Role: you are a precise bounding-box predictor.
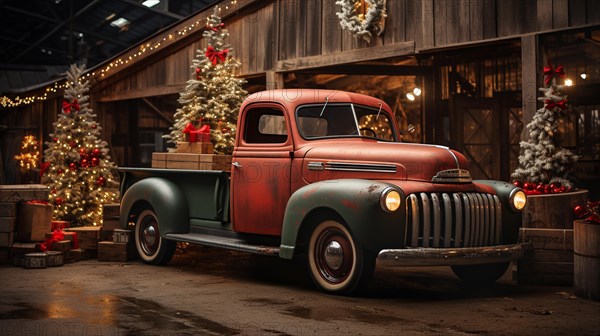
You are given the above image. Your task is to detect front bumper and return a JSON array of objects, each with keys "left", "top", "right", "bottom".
[{"left": 377, "top": 242, "right": 532, "bottom": 267}]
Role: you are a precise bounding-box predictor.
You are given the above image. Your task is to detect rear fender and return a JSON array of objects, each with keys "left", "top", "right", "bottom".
[
  {"left": 120, "top": 177, "right": 190, "bottom": 236},
  {"left": 279, "top": 179, "right": 406, "bottom": 259}
]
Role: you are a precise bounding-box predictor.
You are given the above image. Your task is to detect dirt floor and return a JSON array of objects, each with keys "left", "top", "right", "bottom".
[{"left": 0, "top": 245, "right": 599, "bottom": 336}]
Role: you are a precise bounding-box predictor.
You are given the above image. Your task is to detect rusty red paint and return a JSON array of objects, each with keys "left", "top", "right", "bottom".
[{"left": 341, "top": 199, "right": 360, "bottom": 210}]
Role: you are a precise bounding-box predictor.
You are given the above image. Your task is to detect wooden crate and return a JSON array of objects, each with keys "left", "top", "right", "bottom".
[
  {"left": 113, "top": 229, "right": 132, "bottom": 243},
  {"left": 46, "top": 251, "right": 64, "bottom": 267},
  {"left": 103, "top": 203, "right": 120, "bottom": 219},
  {"left": 24, "top": 252, "right": 47, "bottom": 269},
  {"left": 102, "top": 218, "right": 121, "bottom": 231},
  {"left": 0, "top": 202, "right": 17, "bottom": 217},
  {"left": 0, "top": 232, "right": 14, "bottom": 247},
  {"left": 0, "top": 217, "right": 16, "bottom": 233},
  {"left": 0, "top": 184, "right": 49, "bottom": 203},
  {"left": 65, "top": 226, "right": 100, "bottom": 250},
  {"left": 175, "top": 141, "right": 214, "bottom": 154},
  {"left": 65, "top": 248, "right": 87, "bottom": 262},
  {"left": 515, "top": 228, "right": 574, "bottom": 285},
  {"left": 17, "top": 202, "right": 52, "bottom": 242},
  {"left": 50, "top": 240, "right": 72, "bottom": 252},
  {"left": 523, "top": 190, "right": 588, "bottom": 229},
  {"left": 151, "top": 152, "right": 232, "bottom": 172},
  {"left": 98, "top": 241, "right": 135, "bottom": 262}
]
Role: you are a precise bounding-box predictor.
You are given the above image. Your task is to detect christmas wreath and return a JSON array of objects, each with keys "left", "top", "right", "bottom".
[{"left": 336, "top": 0, "right": 387, "bottom": 43}]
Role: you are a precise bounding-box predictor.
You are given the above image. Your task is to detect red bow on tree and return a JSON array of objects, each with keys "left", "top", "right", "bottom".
[
  {"left": 543, "top": 63, "right": 566, "bottom": 85},
  {"left": 205, "top": 46, "right": 229, "bottom": 65},
  {"left": 545, "top": 99, "right": 568, "bottom": 110},
  {"left": 210, "top": 23, "right": 225, "bottom": 32},
  {"left": 62, "top": 99, "right": 80, "bottom": 113}
]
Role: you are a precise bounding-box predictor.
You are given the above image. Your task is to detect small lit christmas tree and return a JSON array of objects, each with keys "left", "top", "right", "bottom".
[
  {"left": 512, "top": 63, "right": 578, "bottom": 193},
  {"left": 164, "top": 8, "right": 247, "bottom": 154},
  {"left": 42, "top": 64, "right": 119, "bottom": 226},
  {"left": 14, "top": 135, "right": 40, "bottom": 170}
]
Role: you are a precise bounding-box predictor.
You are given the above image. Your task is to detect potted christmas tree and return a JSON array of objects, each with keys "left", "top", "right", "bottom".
[{"left": 512, "top": 63, "right": 588, "bottom": 229}]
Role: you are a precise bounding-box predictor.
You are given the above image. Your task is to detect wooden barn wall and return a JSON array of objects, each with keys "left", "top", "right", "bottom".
[{"left": 93, "top": 0, "right": 600, "bottom": 100}]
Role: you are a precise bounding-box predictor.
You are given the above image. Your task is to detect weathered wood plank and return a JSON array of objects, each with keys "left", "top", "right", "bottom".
[
  {"left": 295, "top": 0, "right": 307, "bottom": 58},
  {"left": 434, "top": 0, "right": 447, "bottom": 46},
  {"left": 421, "top": 0, "right": 435, "bottom": 48},
  {"left": 405, "top": 0, "right": 419, "bottom": 46},
  {"left": 383, "top": 0, "right": 406, "bottom": 45},
  {"left": 305, "top": 0, "right": 322, "bottom": 56},
  {"left": 279, "top": 0, "right": 298, "bottom": 60},
  {"left": 587, "top": 0, "right": 600, "bottom": 23},
  {"left": 537, "top": 0, "right": 553, "bottom": 31},
  {"left": 568, "top": 0, "right": 587, "bottom": 26},
  {"left": 276, "top": 41, "right": 415, "bottom": 72},
  {"left": 256, "top": 3, "right": 275, "bottom": 71},
  {"left": 322, "top": 0, "right": 342, "bottom": 55},
  {"left": 96, "top": 84, "right": 186, "bottom": 102},
  {"left": 552, "top": 0, "right": 569, "bottom": 28},
  {"left": 482, "top": 0, "right": 496, "bottom": 39}
]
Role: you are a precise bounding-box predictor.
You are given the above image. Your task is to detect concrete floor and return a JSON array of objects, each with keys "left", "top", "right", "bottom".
[{"left": 1, "top": 245, "right": 599, "bottom": 336}]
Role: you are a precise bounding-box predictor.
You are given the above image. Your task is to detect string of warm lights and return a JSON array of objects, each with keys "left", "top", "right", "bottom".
[
  {"left": 0, "top": 0, "right": 238, "bottom": 109},
  {"left": 14, "top": 135, "right": 40, "bottom": 170}
]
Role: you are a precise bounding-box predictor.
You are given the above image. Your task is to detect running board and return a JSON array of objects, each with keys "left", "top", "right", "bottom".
[{"left": 165, "top": 233, "right": 280, "bottom": 256}]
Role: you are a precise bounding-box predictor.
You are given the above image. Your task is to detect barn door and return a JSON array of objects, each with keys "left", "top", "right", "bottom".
[{"left": 450, "top": 94, "right": 522, "bottom": 181}]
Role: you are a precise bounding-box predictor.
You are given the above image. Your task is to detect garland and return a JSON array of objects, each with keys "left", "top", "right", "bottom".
[{"left": 336, "top": 0, "right": 387, "bottom": 43}]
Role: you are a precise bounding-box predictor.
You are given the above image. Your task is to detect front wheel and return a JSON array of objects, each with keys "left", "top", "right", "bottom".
[
  {"left": 308, "top": 220, "right": 375, "bottom": 294},
  {"left": 451, "top": 262, "right": 510, "bottom": 285},
  {"left": 135, "top": 209, "right": 176, "bottom": 265}
]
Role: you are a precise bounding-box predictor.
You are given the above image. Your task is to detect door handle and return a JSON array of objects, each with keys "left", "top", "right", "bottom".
[{"left": 232, "top": 161, "right": 242, "bottom": 168}]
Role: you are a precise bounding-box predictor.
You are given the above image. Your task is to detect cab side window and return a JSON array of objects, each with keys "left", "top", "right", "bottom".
[{"left": 244, "top": 108, "right": 288, "bottom": 144}]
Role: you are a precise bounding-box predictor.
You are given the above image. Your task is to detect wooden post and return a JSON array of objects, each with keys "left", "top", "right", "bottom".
[
  {"left": 521, "top": 34, "right": 538, "bottom": 142},
  {"left": 266, "top": 71, "right": 284, "bottom": 90},
  {"left": 574, "top": 220, "right": 600, "bottom": 301}
]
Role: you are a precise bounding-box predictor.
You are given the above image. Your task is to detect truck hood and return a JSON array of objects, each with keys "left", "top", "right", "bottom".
[{"left": 301, "top": 141, "right": 471, "bottom": 183}]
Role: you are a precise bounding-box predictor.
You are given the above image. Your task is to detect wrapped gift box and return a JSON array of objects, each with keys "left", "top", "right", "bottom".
[
  {"left": 64, "top": 226, "right": 100, "bottom": 250},
  {"left": 151, "top": 152, "right": 232, "bottom": 171}
]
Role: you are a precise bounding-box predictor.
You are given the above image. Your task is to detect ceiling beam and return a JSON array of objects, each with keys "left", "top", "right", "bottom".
[
  {"left": 117, "top": 0, "right": 184, "bottom": 20},
  {"left": 10, "top": 0, "right": 103, "bottom": 63}
]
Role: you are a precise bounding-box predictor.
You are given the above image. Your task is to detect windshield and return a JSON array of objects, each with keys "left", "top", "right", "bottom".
[{"left": 296, "top": 103, "right": 397, "bottom": 141}]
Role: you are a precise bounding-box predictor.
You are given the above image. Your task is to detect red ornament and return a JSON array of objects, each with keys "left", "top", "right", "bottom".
[
  {"left": 57, "top": 168, "right": 64, "bottom": 175},
  {"left": 91, "top": 157, "right": 99, "bottom": 166},
  {"left": 513, "top": 181, "right": 522, "bottom": 188},
  {"left": 536, "top": 184, "right": 545, "bottom": 193},
  {"left": 573, "top": 205, "right": 587, "bottom": 218},
  {"left": 69, "top": 163, "right": 77, "bottom": 171},
  {"left": 79, "top": 148, "right": 87, "bottom": 156},
  {"left": 91, "top": 124, "right": 97, "bottom": 129},
  {"left": 81, "top": 159, "right": 89, "bottom": 167},
  {"left": 523, "top": 182, "right": 534, "bottom": 191},
  {"left": 92, "top": 148, "right": 101, "bottom": 157},
  {"left": 70, "top": 141, "right": 77, "bottom": 148},
  {"left": 54, "top": 197, "right": 63, "bottom": 206},
  {"left": 53, "top": 137, "right": 58, "bottom": 142},
  {"left": 195, "top": 67, "right": 202, "bottom": 80},
  {"left": 544, "top": 185, "right": 552, "bottom": 194},
  {"left": 96, "top": 176, "right": 106, "bottom": 186}
]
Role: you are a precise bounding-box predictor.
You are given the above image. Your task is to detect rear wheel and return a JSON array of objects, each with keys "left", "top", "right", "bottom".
[
  {"left": 135, "top": 209, "right": 176, "bottom": 265},
  {"left": 451, "top": 262, "right": 510, "bottom": 285},
  {"left": 308, "top": 220, "right": 375, "bottom": 294}
]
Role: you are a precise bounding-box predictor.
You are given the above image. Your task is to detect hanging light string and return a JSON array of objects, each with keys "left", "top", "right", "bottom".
[{"left": 1, "top": 1, "right": 238, "bottom": 109}]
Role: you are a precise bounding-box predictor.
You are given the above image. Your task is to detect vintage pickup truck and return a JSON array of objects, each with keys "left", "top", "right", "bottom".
[{"left": 119, "top": 89, "right": 529, "bottom": 294}]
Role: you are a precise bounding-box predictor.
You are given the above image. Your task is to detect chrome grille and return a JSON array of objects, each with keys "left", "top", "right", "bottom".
[{"left": 406, "top": 192, "right": 502, "bottom": 248}]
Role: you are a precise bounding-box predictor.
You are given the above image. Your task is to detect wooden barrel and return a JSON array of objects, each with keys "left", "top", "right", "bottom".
[
  {"left": 24, "top": 253, "right": 47, "bottom": 269},
  {"left": 523, "top": 190, "right": 588, "bottom": 229},
  {"left": 574, "top": 220, "right": 600, "bottom": 301},
  {"left": 46, "top": 251, "right": 64, "bottom": 267}
]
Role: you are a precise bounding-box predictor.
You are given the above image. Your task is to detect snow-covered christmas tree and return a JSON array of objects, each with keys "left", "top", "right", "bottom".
[
  {"left": 42, "top": 64, "right": 119, "bottom": 226},
  {"left": 164, "top": 8, "right": 247, "bottom": 154},
  {"left": 512, "top": 63, "right": 578, "bottom": 191}
]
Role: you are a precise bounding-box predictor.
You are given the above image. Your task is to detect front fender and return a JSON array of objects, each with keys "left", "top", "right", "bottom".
[
  {"left": 474, "top": 180, "right": 524, "bottom": 244},
  {"left": 120, "top": 177, "right": 190, "bottom": 237},
  {"left": 279, "top": 179, "right": 406, "bottom": 259}
]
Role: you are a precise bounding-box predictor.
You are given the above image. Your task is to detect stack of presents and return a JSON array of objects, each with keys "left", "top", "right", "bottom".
[
  {"left": 0, "top": 185, "right": 134, "bottom": 269},
  {"left": 151, "top": 123, "right": 232, "bottom": 171}
]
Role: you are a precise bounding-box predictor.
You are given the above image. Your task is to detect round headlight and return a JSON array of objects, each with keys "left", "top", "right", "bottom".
[
  {"left": 381, "top": 188, "right": 402, "bottom": 213},
  {"left": 511, "top": 189, "right": 527, "bottom": 211}
]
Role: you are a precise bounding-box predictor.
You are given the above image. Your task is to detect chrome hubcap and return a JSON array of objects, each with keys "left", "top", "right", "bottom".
[
  {"left": 324, "top": 241, "right": 344, "bottom": 270},
  {"left": 143, "top": 225, "right": 156, "bottom": 247}
]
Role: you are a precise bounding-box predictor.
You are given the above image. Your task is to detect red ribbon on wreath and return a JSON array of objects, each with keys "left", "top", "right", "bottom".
[
  {"left": 545, "top": 99, "right": 568, "bottom": 110},
  {"left": 543, "top": 63, "right": 566, "bottom": 85},
  {"left": 62, "top": 99, "right": 80, "bottom": 113},
  {"left": 206, "top": 46, "right": 229, "bottom": 65}
]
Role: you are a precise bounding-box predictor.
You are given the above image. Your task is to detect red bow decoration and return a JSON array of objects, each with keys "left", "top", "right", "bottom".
[
  {"left": 206, "top": 46, "right": 229, "bottom": 65},
  {"left": 40, "top": 162, "right": 51, "bottom": 176},
  {"left": 543, "top": 63, "right": 566, "bottom": 85},
  {"left": 210, "top": 23, "right": 225, "bottom": 32},
  {"left": 38, "top": 229, "right": 65, "bottom": 252},
  {"left": 545, "top": 99, "right": 568, "bottom": 110},
  {"left": 62, "top": 99, "right": 80, "bottom": 113}
]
